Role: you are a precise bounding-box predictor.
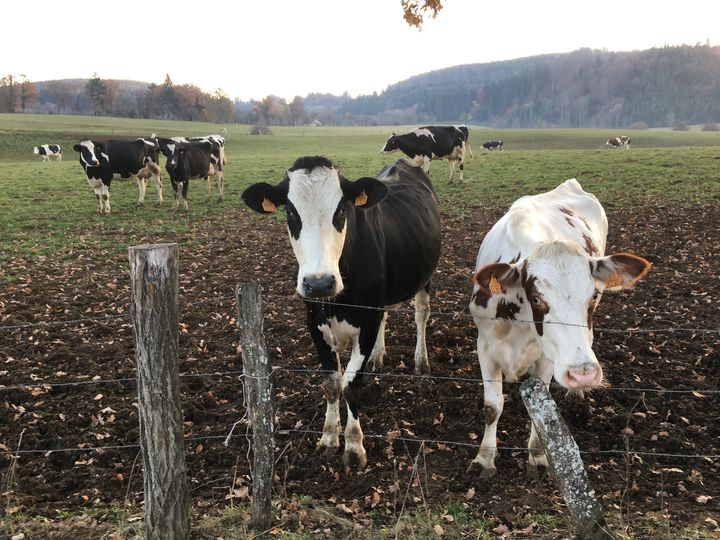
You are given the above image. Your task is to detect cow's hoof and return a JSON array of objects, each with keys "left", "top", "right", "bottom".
[
  {"left": 466, "top": 460, "right": 496, "bottom": 478},
  {"left": 343, "top": 450, "right": 367, "bottom": 473},
  {"left": 526, "top": 464, "right": 548, "bottom": 483},
  {"left": 320, "top": 445, "right": 339, "bottom": 457},
  {"left": 413, "top": 361, "right": 430, "bottom": 375}
]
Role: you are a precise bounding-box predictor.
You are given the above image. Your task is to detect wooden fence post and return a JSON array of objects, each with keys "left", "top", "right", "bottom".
[
  {"left": 129, "top": 243, "right": 190, "bottom": 540},
  {"left": 236, "top": 282, "right": 275, "bottom": 531},
  {"left": 520, "top": 376, "right": 613, "bottom": 540}
]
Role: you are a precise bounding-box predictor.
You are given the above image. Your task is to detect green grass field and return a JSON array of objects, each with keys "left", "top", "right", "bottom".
[{"left": 1, "top": 112, "right": 719, "bottom": 268}]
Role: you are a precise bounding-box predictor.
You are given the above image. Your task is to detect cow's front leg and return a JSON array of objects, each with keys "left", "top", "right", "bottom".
[
  {"left": 101, "top": 184, "right": 111, "bottom": 214},
  {"left": 457, "top": 155, "right": 466, "bottom": 183},
  {"left": 413, "top": 286, "right": 431, "bottom": 374},
  {"left": 308, "top": 314, "right": 342, "bottom": 452},
  {"left": 342, "top": 316, "right": 382, "bottom": 472},
  {"left": 367, "top": 311, "right": 387, "bottom": 371},
  {"left": 468, "top": 347, "right": 503, "bottom": 478}
]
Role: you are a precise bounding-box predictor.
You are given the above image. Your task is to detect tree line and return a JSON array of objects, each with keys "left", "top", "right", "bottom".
[{"left": 4, "top": 45, "right": 720, "bottom": 128}]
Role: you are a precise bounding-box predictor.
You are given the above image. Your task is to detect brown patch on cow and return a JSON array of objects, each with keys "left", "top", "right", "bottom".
[
  {"left": 495, "top": 299, "right": 520, "bottom": 320},
  {"left": 472, "top": 288, "right": 493, "bottom": 308},
  {"left": 565, "top": 217, "right": 576, "bottom": 228},
  {"left": 484, "top": 404, "right": 499, "bottom": 426},
  {"left": 587, "top": 291, "right": 598, "bottom": 329},
  {"left": 579, "top": 216, "right": 592, "bottom": 230},
  {"left": 582, "top": 232, "right": 598, "bottom": 255},
  {"left": 521, "top": 264, "right": 550, "bottom": 336},
  {"left": 559, "top": 207, "right": 574, "bottom": 217}
]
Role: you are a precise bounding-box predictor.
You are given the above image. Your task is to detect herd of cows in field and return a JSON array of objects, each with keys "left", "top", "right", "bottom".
[{"left": 31, "top": 125, "right": 647, "bottom": 477}]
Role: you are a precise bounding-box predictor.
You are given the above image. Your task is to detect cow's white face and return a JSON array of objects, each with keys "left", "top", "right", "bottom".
[
  {"left": 241, "top": 156, "right": 389, "bottom": 300},
  {"left": 472, "top": 241, "right": 651, "bottom": 389},
  {"left": 286, "top": 165, "right": 347, "bottom": 298},
  {"left": 73, "top": 140, "right": 102, "bottom": 169}
]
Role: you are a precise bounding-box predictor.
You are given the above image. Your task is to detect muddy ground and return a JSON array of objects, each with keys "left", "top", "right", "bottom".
[{"left": 1, "top": 201, "right": 719, "bottom": 538}]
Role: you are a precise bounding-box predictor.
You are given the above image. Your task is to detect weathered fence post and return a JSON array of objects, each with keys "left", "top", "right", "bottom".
[
  {"left": 236, "top": 282, "right": 275, "bottom": 531},
  {"left": 520, "top": 376, "right": 613, "bottom": 540},
  {"left": 129, "top": 243, "right": 190, "bottom": 540}
]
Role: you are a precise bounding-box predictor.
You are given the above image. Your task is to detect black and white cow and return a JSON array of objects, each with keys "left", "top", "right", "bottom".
[
  {"left": 456, "top": 125, "right": 474, "bottom": 158},
  {"left": 73, "top": 138, "right": 163, "bottom": 214},
  {"left": 242, "top": 156, "right": 442, "bottom": 470},
  {"left": 606, "top": 136, "right": 631, "bottom": 149},
  {"left": 481, "top": 140, "right": 503, "bottom": 151},
  {"left": 153, "top": 133, "right": 227, "bottom": 165},
  {"left": 160, "top": 140, "right": 223, "bottom": 209},
  {"left": 467, "top": 179, "right": 651, "bottom": 479},
  {"left": 33, "top": 144, "right": 63, "bottom": 162},
  {"left": 380, "top": 125, "right": 467, "bottom": 184}
]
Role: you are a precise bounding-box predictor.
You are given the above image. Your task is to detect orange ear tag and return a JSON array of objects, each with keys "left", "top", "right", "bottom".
[
  {"left": 261, "top": 197, "right": 276, "bottom": 212},
  {"left": 355, "top": 191, "right": 368, "bottom": 206},
  {"left": 489, "top": 276, "right": 503, "bottom": 294}
]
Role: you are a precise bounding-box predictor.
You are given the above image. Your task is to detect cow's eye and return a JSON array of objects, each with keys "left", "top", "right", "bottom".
[
  {"left": 286, "top": 207, "right": 298, "bottom": 222},
  {"left": 592, "top": 291, "right": 600, "bottom": 301},
  {"left": 530, "top": 294, "right": 542, "bottom": 305}
]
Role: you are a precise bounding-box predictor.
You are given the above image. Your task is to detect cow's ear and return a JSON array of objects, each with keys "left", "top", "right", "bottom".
[
  {"left": 241, "top": 179, "right": 288, "bottom": 214},
  {"left": 591, "top": 253, "right": 651, "bottom": 291},
  {"left": 73, "top": 144, "right": 81, "bottom": 152},
  {"left": 341, "top": 177, "right": 388, "bottom": 208},
  {"left": 473, "top": 262, "right": 520, "bottom": 294}
]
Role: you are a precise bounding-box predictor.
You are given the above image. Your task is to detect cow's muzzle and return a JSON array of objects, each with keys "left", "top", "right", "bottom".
[
  {"left": 562, "top": 363, "right": 603, "bottom": 389},
  {"left": 302, "top": 274, "right": 337, "bottom": 299}
]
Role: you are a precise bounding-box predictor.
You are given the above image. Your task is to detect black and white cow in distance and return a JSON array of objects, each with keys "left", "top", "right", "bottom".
[
  {"left": 152, "top": 133, "right": 227, "bottom": 164},
  {"left": 606, "top": 136, "right": 631, "bottom": 149},
  {"left": 468, "top": 179, "right": 651, "bottom": 479},
  {"left": 380, "top": 125, "right": 467, "bottom": 184},
  {"left": 242, "top": 156, "right": 442, "bottom": 470},
  {"left": 73, "top": 138, "right": 162, "bottom": 214},
  {"left": 158, "top": 139, "right": 223, "bottom": 209},
  {"left": 481, "top": 140, "right": 503, "bottom": 151},
  {"left": 33, "top": 144, "right": 63, "bottom": 161}
]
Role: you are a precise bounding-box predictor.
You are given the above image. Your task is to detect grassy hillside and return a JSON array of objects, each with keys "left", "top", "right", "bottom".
[{"left": 2, "top": 113, "right": 719, "bottom": 266}]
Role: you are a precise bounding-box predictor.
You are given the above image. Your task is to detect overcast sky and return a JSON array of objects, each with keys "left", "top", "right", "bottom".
[{"left": 3, "top": 1, "right": 717, "bottom": 102}]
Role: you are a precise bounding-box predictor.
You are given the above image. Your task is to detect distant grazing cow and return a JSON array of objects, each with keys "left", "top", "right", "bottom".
[
  {"left": 606, "top": 136, "right": 631, "bottom": 149},
  {"left": 33, "top": 144, "right": 62, "bottom": 162},
  {"left": 481, "top": 140, "right": 503, "bottom": 151},
  {"left": 456, "top": 125, "right": 474, "bottom": 158},
  {"left": 380, "top": 125, "right": 467, "bottom": 183},
  {"left": 160, "top": 140, "right": 223, "bottom": 209},
  {"left": 242, "top": 156, "right": 441, "bottom": 470},
  {"left": 468, "top": 179, "right": 650, "bottom": 479},
  {"left": 73, "top": 138, "right": 163, "bottom": 214}
]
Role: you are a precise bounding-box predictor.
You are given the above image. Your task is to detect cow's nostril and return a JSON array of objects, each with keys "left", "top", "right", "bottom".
[{"left": 302, "top": 275, "right": 336, "bottom": 298}]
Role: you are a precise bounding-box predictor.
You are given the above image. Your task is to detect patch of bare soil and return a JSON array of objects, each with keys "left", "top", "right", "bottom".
[{"left": 1, "top": 202, "right": 718, "bottom": 538}]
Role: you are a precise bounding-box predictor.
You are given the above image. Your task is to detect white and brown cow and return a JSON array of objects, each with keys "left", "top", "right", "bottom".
[
  {"left": 606, "top": 136, "right": 631, "bottom": 149},
  {"left": 468, "top": 179, "right": 650, "bottom": 479},
  {"left": 33, "top": 144, "right": 63, "bottom": 161}
]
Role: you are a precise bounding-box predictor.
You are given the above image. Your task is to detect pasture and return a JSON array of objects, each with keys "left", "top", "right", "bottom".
[{"left": 1, "top": 114, "right": 719, "bottom": 539}]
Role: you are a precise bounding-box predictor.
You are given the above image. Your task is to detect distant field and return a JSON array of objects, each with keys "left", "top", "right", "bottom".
[{"left": 1, "top": 113, "right": 719, "bottom": 264}]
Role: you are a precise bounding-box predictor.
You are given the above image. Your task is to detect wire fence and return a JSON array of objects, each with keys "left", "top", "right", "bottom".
[{"left": 1, "top": 289, "right": 718, "bottom": 468}]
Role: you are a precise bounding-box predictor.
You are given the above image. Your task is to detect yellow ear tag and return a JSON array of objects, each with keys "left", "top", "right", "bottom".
[
  {"left": 261, "top": 197, "right": 276, "bottom": 212},
  {"left": 355, "top": 191, "right": 368, "bottom": 207},
  {"left": 605, "top": 272, "right": 623, "bottom": 289},
  {"left": 489, "top": 276, "right": 503, "bottom": 294}
]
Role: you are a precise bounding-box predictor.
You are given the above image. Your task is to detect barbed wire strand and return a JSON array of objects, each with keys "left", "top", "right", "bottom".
[
  {"left": 2, "top": 290, "right": 719, "bottom": 335},
  {"left": 3, "top": 428, "right": 718, "bottom": 461},
  {"left": 2, "top": 365, "right": 717, "bottom": 395}
]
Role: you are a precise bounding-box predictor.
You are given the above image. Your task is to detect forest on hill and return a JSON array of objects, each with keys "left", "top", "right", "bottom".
[{"left": 2, "top": 45, "right": 719, "bottom": 128}]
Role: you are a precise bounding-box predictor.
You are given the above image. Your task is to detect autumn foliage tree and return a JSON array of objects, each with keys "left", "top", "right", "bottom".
[{"left": 401, "top": 0, "right": 443, "bottom": 28}]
